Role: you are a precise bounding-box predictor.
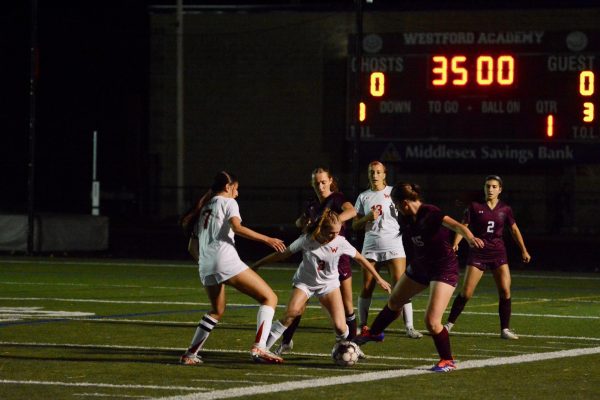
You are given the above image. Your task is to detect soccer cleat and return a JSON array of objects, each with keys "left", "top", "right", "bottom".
[
  {"left": 352, "top": 326, "right": 385, "bottom": 345},
  {"left": 274, "top": 339, "right": 293, "bottom": 356},
  {"left": 444, "top": 322, "right": 454, "bottom": 333},
  {"left": 251, "top": 345, "right": 284, "bottom": 364},
  {"left": 430, "top": 359, "right": 456, "bottom": 372},
  {"left": 180, "top": 353, "right": 203, "bottom": 365},
  {"left": 406, "top": 327, "right": 424, "bottom": 339},
  {"left": 501, "top": 328, "right": 519, "bottom": 340}
]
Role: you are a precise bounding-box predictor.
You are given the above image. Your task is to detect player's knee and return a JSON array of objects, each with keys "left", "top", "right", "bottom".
[
  {"left": 388, "top": 297, "right": 406, "bottom": 311},
  {"left": 424, "top": 317, "right": 441, "bottom": 333},
  {"left": 462, "top": 290, "right": 475, "bottom": 300},
  {"left": 286, "top": 306, "right": 303, "bottom": 319}
]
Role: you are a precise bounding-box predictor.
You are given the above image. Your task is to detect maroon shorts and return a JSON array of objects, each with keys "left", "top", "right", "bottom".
[
  {"left": 405, "top": 259, "right": 459, "bottom": 287},
  {"left": 338, "top": 254, "right": 352, "bottom": 282},
  {"left": 467, "top": 253, "right": 508, "bottom": 271}
]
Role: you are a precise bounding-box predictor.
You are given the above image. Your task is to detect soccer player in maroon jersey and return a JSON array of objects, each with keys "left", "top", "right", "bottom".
[
  {"left": 353, "top": 183, "right": 484, "bottom": 372},
  {"left": 444, "top": 175, "right": 531, "bottom": 340},
  {"left": 275, "top": 167, "right": 358, "bottom": 355}
]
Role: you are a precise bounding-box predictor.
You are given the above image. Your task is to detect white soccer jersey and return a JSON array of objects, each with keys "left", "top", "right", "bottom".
[
  {"left": 196, "top": 195, "right": 246, "bottom": 281},
  {"left": 289, "top": 234, "right": 357, "bottom": 290},
  {"left": 354, "top": 186, "right": 403, "bottom": 253}
]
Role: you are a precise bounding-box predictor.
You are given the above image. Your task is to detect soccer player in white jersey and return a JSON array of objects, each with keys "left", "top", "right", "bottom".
[
  {"left": 179, "top": 171, "right": 287, "bottom": 365},
  {"left": 352, "top": 161, "right": 423, "bottom": 339},
  {"left": 252, "top": 210, "right": 391, "bottom": 356}
]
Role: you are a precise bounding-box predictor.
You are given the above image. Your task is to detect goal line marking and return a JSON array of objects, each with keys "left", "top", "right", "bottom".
[{"left": 155, "top": 346, "right": 600, "bottom": 400}]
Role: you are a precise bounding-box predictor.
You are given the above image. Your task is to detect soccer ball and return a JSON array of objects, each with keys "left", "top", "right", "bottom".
[{"left": 331, "top": 340, "right": 360, "bottom": 367}]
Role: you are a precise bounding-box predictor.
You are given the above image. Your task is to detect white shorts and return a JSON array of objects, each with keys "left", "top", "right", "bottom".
[
  {"left": 363, "top": 248, "right": 406, "bottom": 263},
  {"left": 200, "top": 263, "right": 248, "bottom": 286},
  {"left": 294, "top": 280, "right": 340, "bottom": 299}
]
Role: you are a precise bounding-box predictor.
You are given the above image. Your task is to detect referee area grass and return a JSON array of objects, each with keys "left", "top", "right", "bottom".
[{"left": 1, "top": 258, "right": 599, "bottom": 400}]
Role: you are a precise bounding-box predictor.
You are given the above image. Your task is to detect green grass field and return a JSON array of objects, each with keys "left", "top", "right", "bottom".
[{"left": 1, "top": 258, "right": 599, "bottom": 400}]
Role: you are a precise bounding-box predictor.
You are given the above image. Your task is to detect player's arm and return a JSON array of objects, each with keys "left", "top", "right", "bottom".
[
  {"left": 252, "top": 248, "right": 293, "bottom": 270},
  {"left": 339, "top": 201, "right": 358, "bottom": 223},
  {"left": 353, "top": 252, "right": 392, "bottom": 293},
  {"left": 352, "top": 209, "right": 378, "bottom": 231},
  {"left": 510, "top": 223, "right": 531, "bottom": 263},
  {"left": 229, "top": 216, "right": 286, "bottom": 252},
  {"left": 295, "top": 214, "right": 308, "bottom": 229},
  {"left": 451, "top": 222, "right": 467, "bottom": 252},
  {"left": 187, "top": 236, "right": 199, "bottom": 262},
  {"left": 443, "top": 216, "right": 484, "bottom": 249}
]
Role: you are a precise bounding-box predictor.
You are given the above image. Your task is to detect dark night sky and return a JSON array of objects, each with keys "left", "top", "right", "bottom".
[
  {"left": 2, "top": 1, "right": 148, "bottom": 215},
  {"left": 3, "top": 0, "right": 598, "bottom": 215}
]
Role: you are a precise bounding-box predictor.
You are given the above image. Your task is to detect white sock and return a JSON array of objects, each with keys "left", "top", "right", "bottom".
[
  {"left": 188, "top": 314, "right": 218, "bottom": 355},
  {"left": 336, "top": 326, "right": 349, "bottom": 342},
  {"left": 266, "top": 320, "right": 287, "bottom": 350},
  {"left": 358, "top": 296, "right": 372, "bottom": 327},
  {"left": 403, "top": 301, "right": 414, "bottom": 329},
  {"left": 255, "top": 305, "right": 276, "bottom": 348}
]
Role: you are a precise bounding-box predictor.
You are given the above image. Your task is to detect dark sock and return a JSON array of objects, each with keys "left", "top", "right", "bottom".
[
  {"left": 432, "top": 327, "right": 453, "bottom": 360},
  {"left": 447, "top": 294, "right": 468, "bottom": 324},
  {"left": 282, "top": 315, "right": 302, "bottom": 345},
  {"left": 370, "top": 305, "right": 401, "bottom": 335},
  {"left": 346, "top": 312, "right": 357, "bottom": 340},
  {"left": 499, "top": 297, "right": 511, "bottom": 330}
]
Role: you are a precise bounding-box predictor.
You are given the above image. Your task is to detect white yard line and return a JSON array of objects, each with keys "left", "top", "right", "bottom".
[
  {"left": 0, "top": 297, "right": 597, "bottom": 320},
  {"left": 0, "top": 380, "right": 207, "bottom": 391},
  {"left": 3, "top": 259, "right": 600, "bottom": 279},
  {"left": 154, "top": 346, "right": 600, "bottom": 400}
]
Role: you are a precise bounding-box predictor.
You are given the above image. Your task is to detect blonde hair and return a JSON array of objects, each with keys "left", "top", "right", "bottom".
[{"left": 306, "top": 208, "right": 341, "bottom": 239}]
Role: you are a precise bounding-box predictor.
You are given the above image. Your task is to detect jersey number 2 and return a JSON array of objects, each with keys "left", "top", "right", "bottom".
[{"left": 486, "top": 221, "right": 495, "bottom": 233}]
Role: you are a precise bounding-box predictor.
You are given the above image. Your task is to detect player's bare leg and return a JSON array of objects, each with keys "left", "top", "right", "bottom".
[{"left": 492, "top": 264, "right": 518, "bottom": 339}]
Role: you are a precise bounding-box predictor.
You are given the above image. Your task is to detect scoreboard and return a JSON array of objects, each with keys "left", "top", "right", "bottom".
[{"left": 347, "top": 30, "right": 600, "bottom": 163}]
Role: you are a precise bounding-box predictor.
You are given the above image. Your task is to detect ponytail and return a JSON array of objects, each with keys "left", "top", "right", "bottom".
[
  {"left": 391, "top": 182, "right": 422, "bottom": 203},
  {"left": 180, "top": 170, "right": 238, "bottom": 237}
]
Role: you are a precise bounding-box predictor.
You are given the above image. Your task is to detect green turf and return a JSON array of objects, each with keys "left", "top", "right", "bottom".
[{"left": 1, "top": 258, "right": 599, "bottom": 400}]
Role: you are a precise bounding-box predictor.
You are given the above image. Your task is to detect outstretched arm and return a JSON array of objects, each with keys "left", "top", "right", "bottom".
[
  {"left": 252, "top": 249, "right": 293, "bottom": 270},
  {"left": 354, "top": 252, "right": 392, "bottom": 293},
  {"left": 510, "top": 223, "right": 531, "bottom": 263},
  {"left": 229, "top": 216, "right": 286, "bottom": 252},
  {"left": 443, "top": 216, "right": 484, "bottom": 249}
]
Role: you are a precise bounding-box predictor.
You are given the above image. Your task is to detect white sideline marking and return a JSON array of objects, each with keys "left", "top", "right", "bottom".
[
  {"left": 0, "top": 379, "right": 207, "bottom": 391},
  {"left": 0, "top": 341, "right": 434, "bottom": 362},
  {"left": 514, "top": 273, "right": 600, "bottom": 281},
  {"left": 460, "top": 311, "right": 600, "bottom": 319},
  {"left": 0, "top": 296, "right": 597, "bottom": 320},
  {"left": 3, "top": 259, "right": 600, "bottom": 279},
  {"left": 155, "top": 346, "right": 600, "bottom": 400},
  {"left": 75, "top": 393, "right": 149, "bottom": 398}
]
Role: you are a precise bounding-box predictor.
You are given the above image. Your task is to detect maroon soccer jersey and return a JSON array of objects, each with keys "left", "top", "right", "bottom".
[
  {"left": 304, "top": 192, "right": 352, "bottom": 280},
  {"left": 400, "top": 204, "right": 459, "bottom": 286},
  {"left": 464, "top": 201, "right": 516, "bottom": 263}
]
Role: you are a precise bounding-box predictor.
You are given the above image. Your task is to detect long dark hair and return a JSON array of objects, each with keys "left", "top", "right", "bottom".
[
  {"left": 391, "top": 182, "right": 422, "bottom": 203},
  {"left": 180, "top": 171, "right": 238, "bottom": 236}
]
